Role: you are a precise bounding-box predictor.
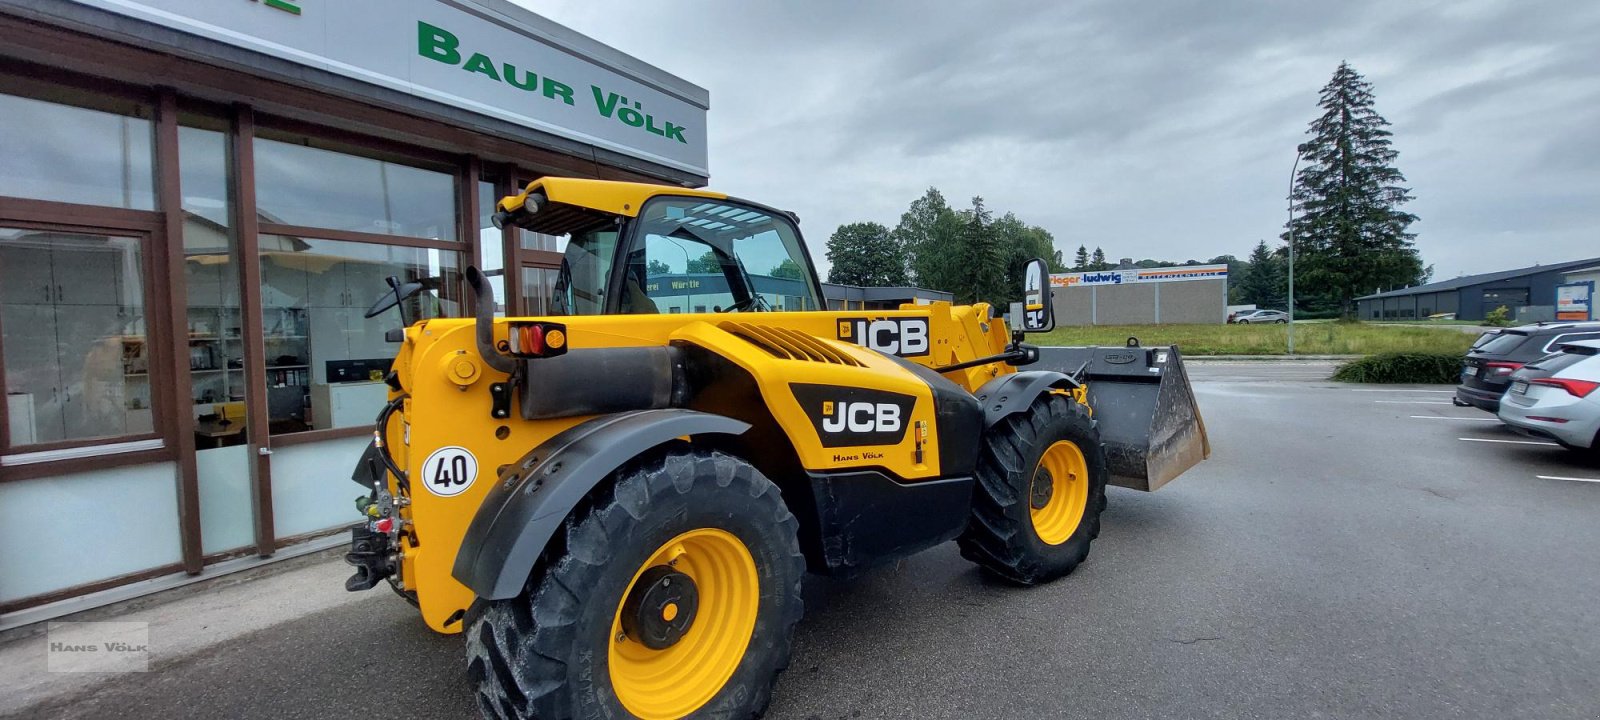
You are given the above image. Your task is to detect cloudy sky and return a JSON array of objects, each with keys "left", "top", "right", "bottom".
[{"left": 522, "top": 0, "right": 1599, "bottom": 282}]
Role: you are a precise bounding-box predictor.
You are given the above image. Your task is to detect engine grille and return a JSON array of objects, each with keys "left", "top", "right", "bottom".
[{"left": 720, "top": 322, "right": 864, "bottom": 366}]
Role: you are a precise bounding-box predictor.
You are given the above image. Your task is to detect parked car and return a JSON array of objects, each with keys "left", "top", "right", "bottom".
[
  {"left": 1498, "top": 340, "right": 1600, "bottom": 456},
  {"left": 1455, "top": 321, "right": 1600, "bottom": 412},
  {"left": 1233, "top": 309, "right": 1289, "bottom": 324}
]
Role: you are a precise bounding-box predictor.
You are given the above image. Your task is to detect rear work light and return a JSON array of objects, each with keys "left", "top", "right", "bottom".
[
  {"left": 1529, "top": 377, "right": 1600, "bottom": 398},
  {"left": 1485, "top": 361, "right": 1524, "bottom": 376}
]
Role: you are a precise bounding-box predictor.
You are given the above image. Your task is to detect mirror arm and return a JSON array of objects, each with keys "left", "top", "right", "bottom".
[{"left": 933, "top": 342, "right": 1040, "bottom": 373}]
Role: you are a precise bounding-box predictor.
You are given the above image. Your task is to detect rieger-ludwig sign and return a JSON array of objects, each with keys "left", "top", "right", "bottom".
[
  {"left": 68, "top": 0, "right": 709, "bottom": 176},
  {"left": 1051, "top": 264, "right": 1229, "bottom": 288}
]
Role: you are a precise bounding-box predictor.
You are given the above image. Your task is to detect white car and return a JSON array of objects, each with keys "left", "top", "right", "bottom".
[
  {"left": 1233, "top": 309, "right": 1289, "bottom": 324},
  {"left": 1498, "top": 339, "right": 1600, "bottom": 456}
]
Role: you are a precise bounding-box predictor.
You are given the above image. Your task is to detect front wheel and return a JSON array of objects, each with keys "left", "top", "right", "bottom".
[
  {"left": 958, "top": 392, "right": 1108, "bottom": 584},
  {"left": 1276, "top": 318, "right": 1288, "bottom": 324},
  {"left": 1237, "top": 319, "right": 1250, "bottom": 324},
  {"left": 466, "top": 446, "right": 805, "bottom": 720}
]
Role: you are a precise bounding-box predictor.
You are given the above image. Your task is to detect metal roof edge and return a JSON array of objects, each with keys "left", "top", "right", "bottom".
[{"left": 1356, "top": 257, "right": 1600, "bottom": 301}]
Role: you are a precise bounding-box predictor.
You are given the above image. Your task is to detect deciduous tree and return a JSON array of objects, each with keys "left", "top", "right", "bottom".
[{"left": 824, "top": 221, "right": 907, "bottom": 286}]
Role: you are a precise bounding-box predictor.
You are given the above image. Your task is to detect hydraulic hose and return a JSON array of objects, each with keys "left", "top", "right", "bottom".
[{"left": 373, "top": 394, "right": 409, "bottom": 492}]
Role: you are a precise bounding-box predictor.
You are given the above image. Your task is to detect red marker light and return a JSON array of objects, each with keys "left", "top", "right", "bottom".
[
  {"left": 1485, "top": 361, "right": 1523, "bottom": 376},
  {"left": 374, "top": 517, "right": 394, "bottom": 534},
  {"left": 518, "top": 324, "right": 545, "bottom": 354},
  {"left": 1529, "top": 377, "right": 1599, "bottom": 398}
]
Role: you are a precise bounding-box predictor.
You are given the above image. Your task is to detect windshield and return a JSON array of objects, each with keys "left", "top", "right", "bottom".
[
  {"left": 1474, "top": 331, "right": 1527, "bottom": 356},
  {"left": 621, "top": 197, "right": 820, "bottom": 314}
]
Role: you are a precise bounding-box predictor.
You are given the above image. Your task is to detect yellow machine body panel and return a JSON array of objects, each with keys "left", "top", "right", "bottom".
[
  {"left": 347, "top": 178, "right": 1208, "bottom": 637},
  {"left": 382, "top": 302, "right": 1015, "bottom": 631}
]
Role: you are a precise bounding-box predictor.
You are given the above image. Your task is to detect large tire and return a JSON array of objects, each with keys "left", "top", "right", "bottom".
[
  {"left": 466, "top": 445, "right": 805, "bottom": 720},
  {"left": 958, "top": 392, "right": 1108, "bottom": 585}
]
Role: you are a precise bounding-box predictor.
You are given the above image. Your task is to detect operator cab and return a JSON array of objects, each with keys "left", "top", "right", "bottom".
[{"left": 494, "top": 179, "right": 825, "bottom": 316}]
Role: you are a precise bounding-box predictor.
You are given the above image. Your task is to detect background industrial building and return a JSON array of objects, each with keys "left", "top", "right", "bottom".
[
  {"left": 1051, "top": 263, "right": 1229, "bottom": 325},
  {"left": 1355, "top": 257, "right": 1600, "bottom": 322}
]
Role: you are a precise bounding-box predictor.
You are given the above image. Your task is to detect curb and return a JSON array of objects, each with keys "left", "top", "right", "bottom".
[{"left": 1186, "top": 355, "right": 1358, "bottom": 362}]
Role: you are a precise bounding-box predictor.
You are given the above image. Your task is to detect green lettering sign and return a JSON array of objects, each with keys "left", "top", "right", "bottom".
[
  {"left": 260, "top": 0, "right": 301, "bottom": 15},
  {"left": 413, "top": 20, "right": 690, "bottom": 145}
]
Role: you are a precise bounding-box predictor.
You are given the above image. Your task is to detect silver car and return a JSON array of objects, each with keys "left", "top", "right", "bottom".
[
  {"left": 1498, "top": 339, "right": 1600, "bottom": 455},
  {"left": 1234, "top": 309, "right": 1289, "bottom": 324}
]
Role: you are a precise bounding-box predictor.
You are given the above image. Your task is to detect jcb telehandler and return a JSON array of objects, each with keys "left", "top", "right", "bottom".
[{"left": 344, "top": 178, "right": 1208, "bottom": 720}]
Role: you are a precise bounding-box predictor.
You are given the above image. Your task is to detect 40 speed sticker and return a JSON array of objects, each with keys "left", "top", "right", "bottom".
[{"left": 421, "top": 446, "right": 479, "bottom": 498}]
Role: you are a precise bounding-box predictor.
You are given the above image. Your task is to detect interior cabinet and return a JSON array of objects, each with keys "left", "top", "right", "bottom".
[
  {"left": 0, "top": 237, "right": 147, "bottom": 445},
  {"left": 0, "top": 245, "right": 53, "bottom": 305}
]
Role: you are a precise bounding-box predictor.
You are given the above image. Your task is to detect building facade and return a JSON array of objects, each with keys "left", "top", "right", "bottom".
[
  {"left": 1355, "top": 258, "right": 1600, "bottom": 322},
  {"left": 1050, "top": 264, "right": 1229, "bottom": 326},
  {"left": 0, "top": 0, "right": 708, "bottom": 623}
]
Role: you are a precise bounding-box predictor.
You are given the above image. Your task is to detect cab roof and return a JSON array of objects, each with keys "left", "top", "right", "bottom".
[{"left": 514, "top": 177, "right": 726, "bottom": 218}]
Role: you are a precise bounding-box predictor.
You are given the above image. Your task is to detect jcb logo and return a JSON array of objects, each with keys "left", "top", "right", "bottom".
[
  {"left": 793, "top": 384, "right": 915, "bottom": 448},
  {"left": 821, "top": 401, "right": 902, "bottom": 434},
  {"left": 837, "top": 317, "right": 930, "bottom": 357}
]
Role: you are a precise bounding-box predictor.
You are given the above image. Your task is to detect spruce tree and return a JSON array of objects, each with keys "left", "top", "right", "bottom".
[
  {"left": 1074, "top": 245, "right": 1089, "bottom": 271},
  {"left": 1286, "top": 62, "right": 1422, "bottom": 316},
  {"left": 956, "top": 197, "right": 1005, "bottom": 305},
  {"left": 1090, "top": 247, "right": 1107, "bottom": 270},
  {"left": 1239, "top": 240, "right": 1285, "bottom": 307}
]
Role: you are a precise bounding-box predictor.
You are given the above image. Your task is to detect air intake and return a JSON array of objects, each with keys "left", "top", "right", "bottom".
[{"left": 720, "top": 322, "right": 863, "bottom": 366}]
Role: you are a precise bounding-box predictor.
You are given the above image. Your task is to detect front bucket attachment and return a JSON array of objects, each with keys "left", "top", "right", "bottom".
[{"left": 1037, "top": 345, "right": 1209, "bottom": 491}]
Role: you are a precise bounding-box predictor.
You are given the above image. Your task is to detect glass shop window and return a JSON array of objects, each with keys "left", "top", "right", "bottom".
[
  {"left": 1, "top": 229, "right": 154, "bottom": 447},
  {"left": 254, "top": 137, "right": 456, "bottom": 241},
  {"left": 0, "top": 92, "right": 156, "bottom": 210},
  {"left": 258, "top": 236, "right": 462, "bottom": 434}
]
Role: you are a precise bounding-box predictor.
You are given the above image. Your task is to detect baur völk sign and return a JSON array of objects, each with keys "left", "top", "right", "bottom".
[{"left": 418, "top": 22, "right": 691, "bottom": 145}]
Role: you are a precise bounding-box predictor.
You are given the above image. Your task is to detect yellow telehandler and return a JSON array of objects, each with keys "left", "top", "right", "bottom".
[{"left": 344, "top": 178, "right": 1208, "bottom": 719}]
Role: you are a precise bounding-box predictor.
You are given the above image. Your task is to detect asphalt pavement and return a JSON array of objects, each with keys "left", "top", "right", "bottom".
[{"left": 6, "top": 360, "right": 1599, "bottom": 719}]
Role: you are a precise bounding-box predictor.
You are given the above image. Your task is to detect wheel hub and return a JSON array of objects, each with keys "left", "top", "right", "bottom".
[
  {"left": 1030, "top": 468, "right": 1055, "bottom": 510},
  {"left": 619, "top": 566, "right": 699, "bottom": 650}
]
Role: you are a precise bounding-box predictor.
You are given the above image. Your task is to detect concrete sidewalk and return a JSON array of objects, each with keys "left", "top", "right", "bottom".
[{"left": 0, "top": 552, "right": 371, "bottom": 717}]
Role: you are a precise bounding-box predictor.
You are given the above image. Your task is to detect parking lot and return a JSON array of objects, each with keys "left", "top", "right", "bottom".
[{"left": 8, "top": 360, "right": 1600, "bottom": 720}]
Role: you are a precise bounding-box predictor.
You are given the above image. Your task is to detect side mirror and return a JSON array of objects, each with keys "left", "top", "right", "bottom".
[{"left": 1019, "top": 258, "right": 1055, "bottom": 333}]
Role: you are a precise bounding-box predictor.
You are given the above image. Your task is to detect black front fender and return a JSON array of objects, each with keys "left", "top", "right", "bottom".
[
  {"left": 452, "top": 409, "right": 750, "bottom": 600},
  {"left": 974, "top": 371, "right": 1079, "bottom": 428}
]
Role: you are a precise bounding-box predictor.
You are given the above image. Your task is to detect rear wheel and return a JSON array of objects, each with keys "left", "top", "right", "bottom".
[
  {"left": 466, "top": 446, "right": 805, "bottom": 720},
  {"left": 959, "top": 392, "right": 1109, "bottom": 584}
]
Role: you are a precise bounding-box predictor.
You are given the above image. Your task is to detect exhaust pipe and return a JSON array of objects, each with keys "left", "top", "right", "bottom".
[{"left": 465, "top": 266, "right": 517, "bottom": 374}]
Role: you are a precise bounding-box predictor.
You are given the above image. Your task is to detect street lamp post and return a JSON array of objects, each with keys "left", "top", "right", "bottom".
[{"left": 1286, "top": 151, "right": 1300, "bottom": 355}]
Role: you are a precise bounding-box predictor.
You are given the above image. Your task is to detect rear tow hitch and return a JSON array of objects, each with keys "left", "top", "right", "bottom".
[{"left": 344, "top": 520, "right": 397, "bottom": 592}]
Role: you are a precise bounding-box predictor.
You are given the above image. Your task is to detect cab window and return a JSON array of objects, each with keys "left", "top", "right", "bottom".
[
  {"left": 619, "top": 198, "right": 821, "bottom": 314},
  {"left": 549, "top": 227, "right": 618, "bottom": 315}
]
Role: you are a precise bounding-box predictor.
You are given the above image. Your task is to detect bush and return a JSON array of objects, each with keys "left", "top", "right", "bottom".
[
  {"left": 1294, "top": 308, "right": 1346, "bottom": 321},
  {"left": 1332, "top": 352, "right": 1463, "bottom": 384},
  {"left": 1484, "top": 305, "right": 1512, "bottom": 327}
]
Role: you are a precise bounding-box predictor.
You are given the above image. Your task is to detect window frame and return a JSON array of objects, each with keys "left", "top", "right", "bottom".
[
  {"left": 0, "top": 213, "right": 172, "bottom": 473},
  {"left": 246, "top": 120, "right": 470, "bottom": 445}
]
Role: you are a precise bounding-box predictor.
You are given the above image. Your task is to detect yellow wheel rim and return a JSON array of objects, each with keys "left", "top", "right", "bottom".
[
  {"left": 609, "top": 528, "right": 759, "bottom": 719},
  {"left": 1030, "top": 441, "right": 1089, "bottom": 545}
]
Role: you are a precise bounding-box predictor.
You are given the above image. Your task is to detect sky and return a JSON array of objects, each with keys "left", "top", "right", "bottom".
[{"left": 520, "top": 0, "right": 1600, "bottom": 283}]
